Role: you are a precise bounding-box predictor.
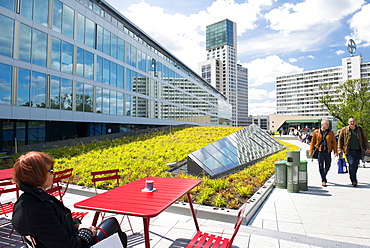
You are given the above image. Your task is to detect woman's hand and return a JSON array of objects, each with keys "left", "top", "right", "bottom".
[{"left": 79, "top": 224, "right": 97, "bottom": 236}]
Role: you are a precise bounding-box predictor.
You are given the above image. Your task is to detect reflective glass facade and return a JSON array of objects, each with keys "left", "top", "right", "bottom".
[
  {"left": 0, "top": 0, "right": 232, "bottom": 151},
  {"left": 206, "top": 19, "right": 235, "bottom": 50},
  {"left": 188, "top": 124, "right": 283, "bottom": 177}
]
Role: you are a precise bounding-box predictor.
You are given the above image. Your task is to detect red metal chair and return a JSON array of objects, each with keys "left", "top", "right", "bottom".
[
  {"left": 0, "top": 181, "right": 22, "bottom": 247},
  {"left": 48, "top": 168, "right": 73, "bottom": 202},
  {"left": 91, "top": 169, "right": 134, "bottom": 234},
  {"left": 185, "top": 202, "right": 247, "bottom": 248},
  {"left": 46, "top": 168, "right": 88, "bottom": 221}
]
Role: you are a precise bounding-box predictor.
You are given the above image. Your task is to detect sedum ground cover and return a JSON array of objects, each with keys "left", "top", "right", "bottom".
[{"left": 8, "top": 126, "right": 298, "bottom": 209}]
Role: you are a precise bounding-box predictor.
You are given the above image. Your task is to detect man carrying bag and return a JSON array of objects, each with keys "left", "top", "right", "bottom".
[
  {"left": 338, "top": 117, "right": 370, "bottom": 187},
  {"left": 309, "top": 119, "right": 337, "bottom": 187}
]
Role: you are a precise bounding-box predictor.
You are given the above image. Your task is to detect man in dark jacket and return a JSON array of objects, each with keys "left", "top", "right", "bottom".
[{"left": 338, "top": 117, "right": 370, "bottom": 187}]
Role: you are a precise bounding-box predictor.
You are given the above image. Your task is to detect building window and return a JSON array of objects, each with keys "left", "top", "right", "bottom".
[
  {"left": 50, "top": 76, "right": 61, "bottom": 109},
  {"left": 103, "top": 58, "right": 110, "bottom": 85},
  {"left": 96, "top": 87, "right": 102, "bottom": 113},
  {"left": 117, "top": 37, "right": 124, "bottom": 62},
  {"left": 125, "top": 94, "right": 132, "bottom": 116},
  {"left": 84, "top": 84, "right": 94, "bottom": 112},
  {"left": 18, "top": 23, "right": 32, "bottom": 62},
  {"left": 52, "top": 0, "right": 63, "bottom": 32},
  {"left": 96, "top": 25, "right": 103, "bottom": 52},
  {"left": 126, "top": 68, "right": 134, "bottom": 90},
  {"left": 51, "top": 37, "right": 61, "bottom": 71},
  {"left": 111, "top": 34, "right": 118, "bottom": 59},
  {"left": 0, "top": 1, "right": 15, "bottom": 11},
  {"left": 34, "top": 0, "right": 49, "bottom": 26},
  {"left": 85, "top": 18, "right": 95, "bottom": 48},
  {"left": 76, "top": 82, "right": 84, "bottom": 112},
  {"left": 110, "top": 61, "right": 117, "bottom": 87},
  {"left": 0, "top": 15, "right": 14, "bottom": 58},
  {"left": 61, "top": 4, "right": 75, "bottom": 38},
  {"left": 117, "top": 65, "right": 124, "bottom": 89},
  {"left": 61, "top": 41, "right": 73, "bottom": 74},
  {"left": 117, "top": 92, "right": 124, "bottom": 115},
  {"left": 102, "top": 88, "right": 110, "bottom": 114},
  {"left": 103, "top": 29, "right": 111, "bottom": 56},
  {"left": 77, "top": 13, "right": 85, "bottom": 44},
  {"left": 96, "top": 56, "right": 103, "bottom": 83},
  {"left": 20, "top": 0, "right": 33, "bottom": 19},
  {"left": 110, "top": 90, "right": 117, "bottom": 115},
  {"left": 83, "top": 49, "right": 95, "bottom": 80},
  {"left": 0, "top": 63, "right": 12, "bottom": 105},
  {"left": 28, "top": 121, "right": 46, "bottom": 144},
  {"left": 61, "top": 78, "right": 72, "bottom": 110},
  {"left": 17, "top": 68, "right": 31, "bottom": 107},
  {"left": 31, "top": 71, "right": 46, "bottom": 108},
  {"left": 32, "top": 29, "right": 48, "bottom": 67}
]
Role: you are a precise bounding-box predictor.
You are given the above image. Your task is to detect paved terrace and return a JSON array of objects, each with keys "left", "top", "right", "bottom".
[{"left": 1, "top": 137, "right": 370, "bottom": 247}]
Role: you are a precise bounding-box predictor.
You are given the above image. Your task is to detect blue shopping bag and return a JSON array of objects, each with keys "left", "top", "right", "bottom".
[{"left": 338, "top": 158, "right": 348, "bottom": 174}]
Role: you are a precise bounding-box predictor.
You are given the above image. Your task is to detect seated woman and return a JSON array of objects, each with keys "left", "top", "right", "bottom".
[{"left": 12, "top": 151, "right": 127, "bottom": 248}]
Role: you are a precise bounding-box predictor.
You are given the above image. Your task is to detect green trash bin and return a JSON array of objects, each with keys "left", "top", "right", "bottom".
[
  {"left": 299, "top": 160, "right": 308, "bottom": 191},
  {"left": 274, "top": 160, "right": 287, "bottom": 189},
  {"left": 286, "top": 151, "right": 300, "bottom": 193}
]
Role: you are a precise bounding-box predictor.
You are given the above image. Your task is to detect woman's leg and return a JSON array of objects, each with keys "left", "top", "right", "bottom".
[{"left": 87, "top": 217, "right": 127, "bottom": 248}]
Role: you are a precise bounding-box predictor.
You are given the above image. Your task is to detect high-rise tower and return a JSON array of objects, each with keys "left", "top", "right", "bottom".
[{"left": 199, "top": 19, "right": 249, "bottom": 126}]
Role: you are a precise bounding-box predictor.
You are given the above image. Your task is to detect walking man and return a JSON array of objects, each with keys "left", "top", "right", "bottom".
[
  {"left": 338, "top": 117, "right": 370, "bottom": 187},
  {"left": 310, "top": 119, "right": 337, "bottom": 186}
]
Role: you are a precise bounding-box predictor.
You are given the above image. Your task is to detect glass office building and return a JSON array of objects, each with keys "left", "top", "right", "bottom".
[
  {"left": 200, "top": 19, "right": 249, "bottom": 126},
  {"left": 206, "top": 19, "right": 235, "bottom": 50},
  {"left": 0, "top": 0, "right": 232, "bottom": 151}
]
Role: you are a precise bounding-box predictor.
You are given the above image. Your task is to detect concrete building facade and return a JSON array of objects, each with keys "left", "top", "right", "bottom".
[{"left": 276, "top": 55, "right": 370, "bottom": 117}]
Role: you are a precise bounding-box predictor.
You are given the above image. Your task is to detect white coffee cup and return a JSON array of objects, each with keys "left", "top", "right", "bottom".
[{"left": 146, "top": 180, "right": 154, "bottom": 191}]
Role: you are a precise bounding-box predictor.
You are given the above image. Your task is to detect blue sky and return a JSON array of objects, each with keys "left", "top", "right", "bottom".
[{"left": 106, "top": 0, "right": 370, "bottom": 115}]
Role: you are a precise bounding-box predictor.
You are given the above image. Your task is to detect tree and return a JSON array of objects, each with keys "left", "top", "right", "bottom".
[{"left": 315, "top": 79, "right": 370, "bottom": 136}]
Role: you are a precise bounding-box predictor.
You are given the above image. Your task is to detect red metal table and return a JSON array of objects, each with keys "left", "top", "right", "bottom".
[
  {"left": 74, "top": 177, "right": 201, "bottom": 248},
  {"left": 0, "top": 168, "right": 13, "bottom": 181}
]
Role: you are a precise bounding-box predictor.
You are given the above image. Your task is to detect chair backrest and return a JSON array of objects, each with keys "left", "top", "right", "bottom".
[
  {"left": 227, "top": 202, "right": 247, "bottom": 248},
  {"left": 91, "top": 169, "right": 120, "bottom": 194},
  {"left": 48, "top": 168, "right": 73, "bottom": 200},
  {"left": 0, "top": 181, "right": 20, "bottom": 216},
  {"left": 0, "top": 181, "right": 19, "bottom": 199},
  {"left": 45, "top": 184, "right": 63, "bottom": 196}
]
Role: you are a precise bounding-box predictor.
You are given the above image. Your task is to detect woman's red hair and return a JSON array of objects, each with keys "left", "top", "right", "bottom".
[{"left": 12, "top": 152, "right": 54, "bottom": 188}]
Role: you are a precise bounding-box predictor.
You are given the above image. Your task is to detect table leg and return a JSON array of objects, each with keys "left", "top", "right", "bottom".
[
  {"left": 186, "top": 192, "right": 199, "bottom": 231},
  {"left": 143, "top": 217, "right": 150, "bottom": 248},
  {"left": 92, "top": 211, "right": 101, "bottom": 226}
]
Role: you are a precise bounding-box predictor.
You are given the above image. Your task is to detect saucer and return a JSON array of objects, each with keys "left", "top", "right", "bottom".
[{"left": 141, "top": 188, "right": 157, "bottom": 192}]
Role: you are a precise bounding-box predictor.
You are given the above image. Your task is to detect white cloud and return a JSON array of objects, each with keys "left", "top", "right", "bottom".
[
  {"left": 249, "top": 88, "right": 276, "bottom": 100},
  {"left": 348, "top": 3, "right": 370, "bottom": 47},
  {"left": 204, "top": 0, "right": 274, "bottom": 35},
  {"left": 122, "top": 2, "right": 206, "bottom": 71},
  {"left": 265, "top": 0, "right": 365, "bottom": 33},
  {"left": 238, "top": 26, "right": 338, "bottom": 59},
  {"left": 288, "top": 55, "right": 315, "bottom": 63},
  {"left": 118, "top": 0, "right": 275, "bottom": 71},
  {"left": 241, "top": 55, "right": 303, "bottom": 86},
  {"left": 336, "top": 50, "right": 345, "bottom": 55},
  {"left": 248, "top": 100, "right": 276, "bottom": 115}
]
